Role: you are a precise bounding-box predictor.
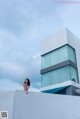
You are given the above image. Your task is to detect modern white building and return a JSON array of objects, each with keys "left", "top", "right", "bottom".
[{"left": 41, "top": 28, "right": 80, "bottom": 95}]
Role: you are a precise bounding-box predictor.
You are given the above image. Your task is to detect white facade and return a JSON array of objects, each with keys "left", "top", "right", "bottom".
[{"left": 41, "top": 28, "right": 68, "bottom": 55}]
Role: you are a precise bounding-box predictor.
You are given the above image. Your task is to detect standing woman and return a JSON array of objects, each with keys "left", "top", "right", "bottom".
[{"left": 23, "top": 78, "right": 30, "bottom": 94}]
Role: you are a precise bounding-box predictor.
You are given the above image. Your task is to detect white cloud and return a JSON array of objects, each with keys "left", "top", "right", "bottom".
[
  {"left": 0, "top": 52, "right": 41, "bottom": 89},
  {"left": 0, "top": 61, "right": 26, "bottom": 80},
  {"left": 0, "top": 78, "right": 23, "bottom": 90},
  {"left": 0, "top": 0, "right": 80, "bottom": 91},
  {"left": 56, "top": 3, "right": 80, "bottom": 37},
  {"left": 0, "top": 78, "right": 40, "bottom": 91}
]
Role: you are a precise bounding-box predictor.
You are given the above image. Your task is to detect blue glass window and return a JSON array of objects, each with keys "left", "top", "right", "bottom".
[
  {"left": 68, "top": 45, "right": 76, "bottom": 63},
  {"left": 41, "top": 45, "right": 76, "bottom": 69},
  {"left": 41, "top": 65, "right": 78, "bottom": 87}
]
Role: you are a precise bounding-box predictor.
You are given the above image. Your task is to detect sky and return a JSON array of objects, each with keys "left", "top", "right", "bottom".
[{"left": 0, "top": 0, "right": 80, "bottom": 91}]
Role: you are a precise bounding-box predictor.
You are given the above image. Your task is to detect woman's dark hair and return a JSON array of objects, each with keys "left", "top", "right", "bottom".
[{"left": 25, "top": 78, "right": 30, "bottom": 86}]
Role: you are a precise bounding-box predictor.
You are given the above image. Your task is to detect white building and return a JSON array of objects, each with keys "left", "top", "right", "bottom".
[{"left": 41, "top": 28, "right": 80, "bottom": 95}]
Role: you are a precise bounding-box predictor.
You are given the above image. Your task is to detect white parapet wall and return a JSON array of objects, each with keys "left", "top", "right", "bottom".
[{"left": 0, "top": 90, "right": 80, "bottom": 119}]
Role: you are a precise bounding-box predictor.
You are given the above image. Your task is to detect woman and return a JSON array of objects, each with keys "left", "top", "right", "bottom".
[{"left": 23, "top": 78, "right": 30, "bottom": 94}]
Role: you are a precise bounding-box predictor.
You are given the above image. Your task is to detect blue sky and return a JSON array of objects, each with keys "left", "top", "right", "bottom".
[{"left": 0, "top": 0, "right": 80, "bottom": 91}]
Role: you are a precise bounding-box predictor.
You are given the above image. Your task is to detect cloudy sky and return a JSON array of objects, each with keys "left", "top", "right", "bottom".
[{"left": 0, "top": 0, "right": 80, "bottom": 91}]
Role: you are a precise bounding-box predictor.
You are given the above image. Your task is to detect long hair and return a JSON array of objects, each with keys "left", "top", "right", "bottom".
[{"left": 25, "top": 78, "right": 30, "bottom": 86}]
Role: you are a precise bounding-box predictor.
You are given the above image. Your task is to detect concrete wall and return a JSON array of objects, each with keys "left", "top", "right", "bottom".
[
  {"left": 0, "top": 91, "right": 15, "bottom": 119},
  {"left": 41, "top": 28, "right": 67, "bottom": 55},
  {"left": 1, "top": 91, "right": 80, "bottom": 119}
]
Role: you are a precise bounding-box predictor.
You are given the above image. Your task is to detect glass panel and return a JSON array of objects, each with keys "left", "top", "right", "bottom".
[
  {"left": 70, "top": 66, "right": 78, "bottom": 83},
  {"left": 41, "top": 65, "right": 79, "bottom": 87},
  {"left": 49, "top": 45, "right": 68, "bottom": 66},
  {"left": 67, "top": 45, "right": 76, "bottom": 63},
  {"left": 49, "top": 69, "right": 60, "bottom": 85},
  {"left": 41, "top": 72, "right": 50, "bottom": 87},
  {"left": 41, "top": 45, "right": 77, "bottom": 69},
  {"left": 41, "top": 54, "right": 49, "bottom": 69},
  {"left": 59, "top": 66, "right": 70, "bottom": 83},
  {"left": 41, "top": 66, "right": 71, "bottom": 87}
]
